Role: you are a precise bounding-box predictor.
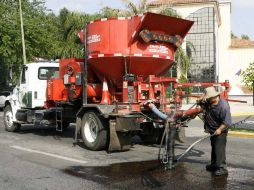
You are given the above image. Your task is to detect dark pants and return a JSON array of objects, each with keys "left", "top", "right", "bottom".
[{"left": 210, "top": 133, "right": 227, "bottom": 169}]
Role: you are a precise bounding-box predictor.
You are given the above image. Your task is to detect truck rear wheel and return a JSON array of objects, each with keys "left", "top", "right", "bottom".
[
  {"left": 4, "top": 105, "right": 21, "bottom": 132},
  {"left": 81, "top": 111, "right": 108, "bottom": 151}
]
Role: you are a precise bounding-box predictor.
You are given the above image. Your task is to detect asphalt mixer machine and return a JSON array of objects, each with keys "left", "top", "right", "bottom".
[{"left": 46, "top": 13, "right": 234, "bottom": 170}]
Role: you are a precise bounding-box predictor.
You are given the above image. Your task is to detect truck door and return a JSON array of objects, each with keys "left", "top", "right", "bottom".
[
  {"left": 18, "top": 66, "right": 30, "bottom": 108},
  {"left": 33, "top": 67, "right": 59, "bottom": 107}
]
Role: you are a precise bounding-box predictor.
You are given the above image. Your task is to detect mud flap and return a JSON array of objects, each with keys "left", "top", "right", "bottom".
[
  {"left": 74, "top": 117, "right": 82, "bottom": 145},
  {"left": 108, "top": 120, "right": 131, "bottom": 152}
]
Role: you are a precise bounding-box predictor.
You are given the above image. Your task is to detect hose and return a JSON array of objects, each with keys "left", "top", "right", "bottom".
[
  {"left": 176, "top": 134, "right": 214, "bottom": 162},
  {"left": 148, "top": 103, "right": 168, "bottom": 120},
  {"left": 155, "top": 103, "right": 198, "bottom": 164}
]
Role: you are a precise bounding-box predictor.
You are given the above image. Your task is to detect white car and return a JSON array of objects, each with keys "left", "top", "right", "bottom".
[{"left": 0, "top": 91, "right": 11, "bottom": 109}]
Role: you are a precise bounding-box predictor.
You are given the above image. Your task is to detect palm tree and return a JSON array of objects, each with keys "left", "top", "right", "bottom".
[
  {"left": 122, "top": 0, "right": 148, "bottom": 14},
  {"left": 56, "top": 10, "right": 87, "bottom": 58}
]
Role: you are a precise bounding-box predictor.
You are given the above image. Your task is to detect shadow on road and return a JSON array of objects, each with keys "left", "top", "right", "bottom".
[{"left": 16, "top": 124, "right": 76, "bottom": 140}]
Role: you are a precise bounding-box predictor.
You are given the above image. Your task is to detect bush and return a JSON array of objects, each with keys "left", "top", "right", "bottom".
[{"left": 241, "top": 63, "right": 254, "bottom": 90}]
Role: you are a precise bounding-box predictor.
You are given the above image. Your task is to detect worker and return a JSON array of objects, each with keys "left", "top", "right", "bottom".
[{"left": 199, "top": 87, "right": 232, "bottom": 176}]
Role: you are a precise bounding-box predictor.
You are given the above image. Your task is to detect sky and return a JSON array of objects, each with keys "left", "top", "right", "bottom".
[
  {"left": 45, "top": 0, "right": 254, "bottom": 40},
  {"left": 230, "top": 0, "right": 254, "bottom": 39}
]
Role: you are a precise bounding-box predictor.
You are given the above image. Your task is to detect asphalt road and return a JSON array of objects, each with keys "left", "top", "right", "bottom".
[{"left": 0, "top": 112, "right": 253, "bottom": 190}]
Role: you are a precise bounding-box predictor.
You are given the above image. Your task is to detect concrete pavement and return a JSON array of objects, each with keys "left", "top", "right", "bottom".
[{"left": 228, "top": 100, "right": 254, "bottom": 116}]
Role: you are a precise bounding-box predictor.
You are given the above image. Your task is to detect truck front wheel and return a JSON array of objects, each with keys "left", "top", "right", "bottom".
[
  {"left": 4, "top": 105, "right": 21, "bottom": 132},
  {"left": 81, "top": 111, "right": 108, "bottom": 151}
]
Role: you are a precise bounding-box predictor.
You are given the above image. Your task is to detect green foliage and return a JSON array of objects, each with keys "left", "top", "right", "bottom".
[
  {"left": 178, "top": 74, "right": 193, "bottom": 98},
  {"left": 122, "top": 0, "right": 149, "bottom": 14},
  {"left": 55, "top": 10, "right": 87, "bottom": 58},
  {"left": 160, "top": 7, "right": 180, "bottom": 18},
  {"left": 178, "top": 74, "right": 187, "bottom": 83},
  {"left": 0, "top": 0, "right": 61, "bottom": 86},
  {"left": 241, "top": 34, "right": 250, "bottom": 40},
  {"left": 99, "top": 7, "right": 121, "bottom": 18},
  {"left": 241, "top": 63, "right": 254, "bottom": 90},
  {"left": 231, "top": 31, "right": 237, "bottom": 39}
]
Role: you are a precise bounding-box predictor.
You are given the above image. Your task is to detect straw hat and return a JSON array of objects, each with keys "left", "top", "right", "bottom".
[{"left": 203, "top": 87, "right": 220, "bottom": 99}]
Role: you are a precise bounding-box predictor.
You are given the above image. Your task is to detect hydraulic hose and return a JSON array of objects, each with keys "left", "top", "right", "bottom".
[{"left": 147, "top": 103, "right": 168, "bottom": 120}]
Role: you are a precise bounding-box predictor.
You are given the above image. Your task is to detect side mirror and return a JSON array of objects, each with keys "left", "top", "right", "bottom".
[{"left": 6, "top": 65, "right": 13, "bottom": 87}]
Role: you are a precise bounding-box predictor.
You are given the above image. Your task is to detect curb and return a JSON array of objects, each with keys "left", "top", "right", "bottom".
[
  {"left": 228, "top": 131, "right": 254, "bottom": 138},
  {"left": 231, "top": 113, "right": 254, "bottom": 117}
]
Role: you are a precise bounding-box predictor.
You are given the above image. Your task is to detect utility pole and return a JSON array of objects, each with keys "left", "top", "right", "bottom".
[
  {"left": 253, "top": 80, "right": 254, "bottom": 106},
  {"left": 19, "top": 0, "right": 27, "bottom": 64}
]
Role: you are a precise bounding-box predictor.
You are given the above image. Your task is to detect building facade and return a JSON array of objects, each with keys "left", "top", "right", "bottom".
[{"left": 149, "top": 0, "right": 254, "bottom": 95}]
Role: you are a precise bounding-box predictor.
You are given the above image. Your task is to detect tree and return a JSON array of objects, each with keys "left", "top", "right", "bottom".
[
  {"left": 122, "top": 0, "right": 148, "bottom": 14},
  {"left": 241, "top": 34, "right": 250, "bottom": 40},
  {"left": 231, "top": 31, "right": 237, "bottom": 39},
  {"left": 99, "top": 6, "right": 122, "bottom": 18},
  {"left": 0, "top": 0, "right": 61, "bottom": 86},
  {"left": 55, "top": 10, "right": 87, "bottom": 58},
  {"left": 0, "top": 0, "right": 22, "bottom": 85},
  {"left": 241, "top": 63, "right": 254, "bottom": 90}
]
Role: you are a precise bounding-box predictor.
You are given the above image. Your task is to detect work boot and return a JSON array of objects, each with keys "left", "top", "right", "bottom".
[
  {"left": 214, "top": 168, "right": 228, "bottom": 176},
  {"left": 206, "top": 164, "right": 217, "bottom": 172}
]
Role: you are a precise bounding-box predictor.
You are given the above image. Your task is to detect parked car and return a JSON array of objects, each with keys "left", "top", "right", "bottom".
[{"left": 0, "top": 91, "right": 11, "bottom": 110}]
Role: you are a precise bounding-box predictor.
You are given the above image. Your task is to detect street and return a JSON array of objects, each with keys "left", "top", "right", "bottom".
[{"left": 0, "top": 112, "right": 253, "bottom": 190}]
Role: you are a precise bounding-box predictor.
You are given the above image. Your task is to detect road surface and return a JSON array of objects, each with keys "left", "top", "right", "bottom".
[{"left": 0, "top": 112, "right": 253, "bottom": 190}]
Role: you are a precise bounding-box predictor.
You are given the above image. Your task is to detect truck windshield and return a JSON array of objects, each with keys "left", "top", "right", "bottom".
[{"left": 38, "top": 67, "right": 59, "bottom": 80}]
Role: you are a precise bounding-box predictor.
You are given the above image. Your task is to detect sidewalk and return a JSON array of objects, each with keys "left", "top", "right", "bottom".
[{"left": 228, "top": 101, "right": 254, "bottom": 116}]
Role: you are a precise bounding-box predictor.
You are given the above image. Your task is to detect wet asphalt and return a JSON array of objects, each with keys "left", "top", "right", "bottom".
[
  {"left": 63, "top": 161, "right": 254, "bottom": 190},
  {"left": 0, "top": 112, "right": 253, "bottom": 190}
]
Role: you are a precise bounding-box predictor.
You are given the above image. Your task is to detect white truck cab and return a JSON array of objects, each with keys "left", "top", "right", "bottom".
[{"left": 4, "top": 62, "right": 59, "bottom": 132}]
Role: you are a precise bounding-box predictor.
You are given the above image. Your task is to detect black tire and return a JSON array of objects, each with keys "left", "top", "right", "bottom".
[
  {"left": 175, "top": 127, "right": 186, "bottom": 143},
  {"left": 4, "top": 105, "right": 21, "bottom": 132},
  {"left": 81, "top": 111, "right": 108, "bottom": 151}
]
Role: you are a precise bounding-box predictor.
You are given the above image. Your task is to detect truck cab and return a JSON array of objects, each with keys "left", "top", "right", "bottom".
[{"left": 4, "top": 62, "right": 59, "bottom": 132}]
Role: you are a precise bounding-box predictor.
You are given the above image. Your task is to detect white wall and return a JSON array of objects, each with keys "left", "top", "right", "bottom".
[
  {"left": 218, "top": 1, "right": 254, "bottom": 95},
  {"left": 170, "top": 3, "right": 215, "bottom": 18},
  {"left": 227, "top": 48, "right": 254, "bottom": 94},
  {"left": 150, "top": 3, "right": 216, "bottom": 19},
  {"left": 217, "top": 1, "right": 231, "bottom": 83}
]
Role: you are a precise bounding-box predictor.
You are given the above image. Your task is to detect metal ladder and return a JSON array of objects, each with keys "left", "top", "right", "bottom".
[{"left": 55, "top": 102, "right": 63, "bottom": 132}]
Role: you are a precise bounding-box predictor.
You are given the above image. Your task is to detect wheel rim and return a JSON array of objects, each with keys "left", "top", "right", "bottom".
[
  {"left": 5, "top": 110, "right": 13, "bottom": 128},
  {"left": 84, "top": 114, "right": 98, "bottom": 143}
]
